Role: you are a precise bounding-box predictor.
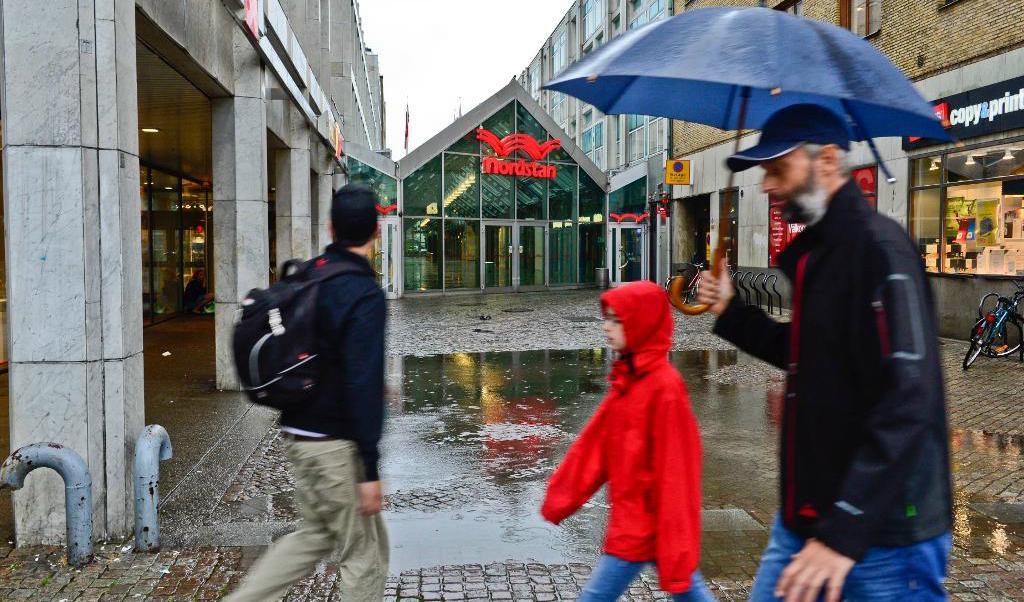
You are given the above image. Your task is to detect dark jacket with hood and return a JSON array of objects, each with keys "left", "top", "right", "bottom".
[
  {"left": 279, "top": 244, "right": 385, "bottom": 482},
  {"left": 542, "top": 281, "right": 702, "bottom": 594},
  {"left": 714, "top": 179, "right": 952, "bottom": 560}
]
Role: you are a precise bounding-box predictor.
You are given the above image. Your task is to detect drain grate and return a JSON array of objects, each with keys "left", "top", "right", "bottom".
[
  {"left": 502, "top": 308, "right": 535, "bottom": 313},
  {"left": 563, "top": 316, "right": 602, "bottom": 323}
]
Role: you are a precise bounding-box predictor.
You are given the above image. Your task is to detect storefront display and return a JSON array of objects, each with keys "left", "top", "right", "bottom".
[{"left": 910, "top": 146, "right": 1024, "bottom": 276}]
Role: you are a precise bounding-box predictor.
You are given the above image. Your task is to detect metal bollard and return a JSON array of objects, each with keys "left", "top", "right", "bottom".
[
  {"left": 0, "top": 443, "right": 93, "bottom": 567},
  {"left": 133, "top": 425, "right": 173, "bottom": 552}
]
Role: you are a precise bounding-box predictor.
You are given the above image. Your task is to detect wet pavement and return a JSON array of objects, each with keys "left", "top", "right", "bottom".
[{"left": 2, "top": 290, "right": 1024, "bottom": 599}]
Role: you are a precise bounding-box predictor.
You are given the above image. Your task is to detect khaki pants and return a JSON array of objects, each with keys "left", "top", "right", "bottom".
[{"left": 224, "top": 439, "right": 389, "bottom": 601}]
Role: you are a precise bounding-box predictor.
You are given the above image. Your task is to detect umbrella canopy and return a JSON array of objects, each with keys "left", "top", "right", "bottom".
[{"left": 545, "top": 7, "right": 948, "bottom": 142}]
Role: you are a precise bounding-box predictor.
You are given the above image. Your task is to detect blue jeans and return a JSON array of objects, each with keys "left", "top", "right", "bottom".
[
  {"left": 750, "top": 516, "right": 951, "bottom": 601},
  {"left": 580, "top": 554, "right": 716, "bottom": 601}
]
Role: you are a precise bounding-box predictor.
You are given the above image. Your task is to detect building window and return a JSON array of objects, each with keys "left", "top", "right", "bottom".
[
  {"left": 648, "top": 0, "right": 668, "bottom": 22},
  {"left": 851, "top": 0, "right": 881, "bottom": 37},
  {"left": 551, "top": 92, "right": 567, "bottom": 129},
  {"left": 910, "top": 146, "right": 1024, "bottom": 276},
  {"left": 648, "top": 117, "right": 665, "bottom": 155},
  {"left": 626, "top": 114, "right": 646, "bottom": 164},
  {"left": 582, "top": 121, "right": 605, "bottom": 171},
  {"left": 529, "top": 62, "right": 541, "bottom": 100},
  {"left": 582, "top": 0, "right": 603, "bottom": 41},
  {"left": 552, "top": 29, "right": 567, "bottom": 75},
  {"left": 775, "top": 0, "right": 803, "bottom": 15}
]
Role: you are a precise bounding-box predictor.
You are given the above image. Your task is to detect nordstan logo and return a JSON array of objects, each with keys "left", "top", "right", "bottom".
[{"left": 476, "top": 128, "right": 561, "bottom": 180}]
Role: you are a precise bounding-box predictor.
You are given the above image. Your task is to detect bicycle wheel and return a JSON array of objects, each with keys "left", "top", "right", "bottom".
[{"left": 963, "top": 319, "right": 987, "bottom": 369}]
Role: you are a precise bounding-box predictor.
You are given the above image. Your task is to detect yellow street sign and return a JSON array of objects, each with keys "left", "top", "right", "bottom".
[{"left": 665, "top": 159, "right": 691, "bottom": 186}]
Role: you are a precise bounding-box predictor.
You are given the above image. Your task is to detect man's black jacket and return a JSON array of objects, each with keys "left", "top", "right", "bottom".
[
  {"left": 714, "top": 180, "right": 952, "bottom": 560},
  {"left": 279, "top": 244, "right": 385, "bottom": 482}
]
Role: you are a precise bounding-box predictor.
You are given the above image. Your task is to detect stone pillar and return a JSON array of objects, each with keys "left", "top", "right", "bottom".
[
  {"left": 212, "top": 28, "right": 270, "bottom": 391},
  {"left": 274, "top": 115, "right": 313, "bottom": 268},
  {"left": 311, "top": 150, "right": 334, "bottom": 254},
  {"left": 0, "top": 0, "right": 144, "bottom": 543}
]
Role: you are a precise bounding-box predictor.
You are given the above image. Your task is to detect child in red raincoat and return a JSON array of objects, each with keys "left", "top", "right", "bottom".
[{"left": 541, "top": 281, "right": 714, "bottom": 601}]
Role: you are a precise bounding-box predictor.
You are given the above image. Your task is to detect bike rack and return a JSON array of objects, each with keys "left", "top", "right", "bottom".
[
  {"left": 752, "top": 273, "right": 767, "bottom": 310},
  {"left": 742, "top": 272, "right": 756, "bottom": 306},
  {"left": 767, "top": 274, "right": 783, "bottom": 315},
  {"left": 757, "top": 273, "right": 773, "bottom": 314},
  {"left": 0, "top": 443, "right": 93, "bottom": 567},
  {"left": 133, "top": 425, "right": 173, "bottom": 553},
  {"left": 734, "top": 271, "right": 747, "bottom": 305}
]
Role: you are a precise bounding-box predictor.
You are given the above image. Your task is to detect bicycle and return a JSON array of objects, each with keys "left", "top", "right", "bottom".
[
  {"left": 963, "top": 280, "right": 1024, "bottom": 369},
  {"left": 666, "top": 261, "right": 707, "bottom": 308}
]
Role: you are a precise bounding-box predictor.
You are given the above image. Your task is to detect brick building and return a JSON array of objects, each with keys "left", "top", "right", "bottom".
[{"left": 669, "top": 0, "right": 1024, "bottom": 338}]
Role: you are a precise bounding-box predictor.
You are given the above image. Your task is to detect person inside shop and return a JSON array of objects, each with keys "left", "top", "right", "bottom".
[
  {"left": 697, "top": 104, "right": 953, "bottom": 602},
  {"left": 182, "top": 268, "right": 213, "bottom": 314}
]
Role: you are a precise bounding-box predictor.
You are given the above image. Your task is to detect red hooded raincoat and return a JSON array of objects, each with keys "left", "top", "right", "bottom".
[{"left": 541, "top": 281, "right": 702, "bottom": 594}]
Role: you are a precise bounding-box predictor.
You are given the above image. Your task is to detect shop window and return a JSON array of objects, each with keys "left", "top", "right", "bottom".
[
  {"left": 403, "top": 156, "right": 442, "bottom": 216},
  {"left": 610, "top": 177, "right": 647, "bottom": 216},
  {"left": 482, "top": 171, "right": 515, "bottom": 219},
  {"left": 444, "top": 220, "right": 480, "bottom": 289},
  {"left": 348, "top": 157, "right": 397, "bottom": 208},
  {"left": 911, "top": 156, "right": 942, "bottom": 188},
  {"left": 947, "top": 147, "right": 1024, "bottom": 184},
  {"left": 721, "top": 188, "right": 739, "bottom": 268},
  {"left": 550, "top": 165, "right": 579, "bottom": 221},
  {"left": 403, "top": 218, "right": 442, "bottom": 291},
  {"left": 149, "top": 170, "right": 182, "bottom": 320},
  {"left": 443, "top": 153, "right": 480, "bottom": 218},
  {"left": 550, "top": 221, "right": 578, "bottom": 285},
  {"left": 911, "top": 189, "right": 942, "bottom": 273},
  {"left": 850, "top": 0, "right": 881, "bottom": 37}
]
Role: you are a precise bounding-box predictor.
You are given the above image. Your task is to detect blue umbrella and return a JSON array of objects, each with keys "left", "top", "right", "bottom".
[{"left": 545, "top": 7, "right": 950, "bottom": 180}]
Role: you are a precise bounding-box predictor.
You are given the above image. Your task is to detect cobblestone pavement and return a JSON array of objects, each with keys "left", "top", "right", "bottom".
[{"left": 4, "top": 291, "right": 1024, "bottom": 600}]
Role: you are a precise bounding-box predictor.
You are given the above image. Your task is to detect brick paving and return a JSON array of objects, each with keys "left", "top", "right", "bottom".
[{"left": 3, "top": 291, "right": 1024, "bottom": 600}]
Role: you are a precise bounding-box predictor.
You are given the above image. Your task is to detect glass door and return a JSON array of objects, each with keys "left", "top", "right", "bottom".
[
  {"left": 612, "top": 225, "right": 647, "bottom": 285},
  {"left": 372, "top": 218, "right": 402, "bottom": 298},
  {"left": 517, "top": 224, "right": 547, "bottom": 289},
  {"left": 483, "top": 222, "right": 514, "bottom": 289}
]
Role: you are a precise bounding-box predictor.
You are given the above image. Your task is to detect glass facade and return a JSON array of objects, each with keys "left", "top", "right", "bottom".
[
  {"left": 140, "top": 166, "right": 213, "bottom": 324},
  {"left": 910, "top": 145, "right": 1024, "bottom": 276},
  {"left": 400, "top": 100, "right": 607, "bottom": 292},
  {"left": 348, "top": 157, "right": 397, "bottom": 208}
]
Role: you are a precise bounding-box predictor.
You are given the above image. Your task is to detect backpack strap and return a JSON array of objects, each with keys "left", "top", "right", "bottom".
[{"left": 308, "top": 258, "right": 364, "bottom": 283}]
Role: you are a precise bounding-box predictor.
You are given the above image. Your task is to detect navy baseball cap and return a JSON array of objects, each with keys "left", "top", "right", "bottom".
[{"left": 726, "top": 104, "right": 852, "bottom": 172}]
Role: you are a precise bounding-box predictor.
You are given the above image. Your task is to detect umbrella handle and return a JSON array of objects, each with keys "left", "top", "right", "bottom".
[{"left": 669, "top": 87, "right": 750, "bottom": 316}]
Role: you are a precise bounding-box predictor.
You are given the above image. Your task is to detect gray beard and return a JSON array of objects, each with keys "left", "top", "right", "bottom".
[{"left": 781, "top": 175, "right": 829, "bottom": 226}]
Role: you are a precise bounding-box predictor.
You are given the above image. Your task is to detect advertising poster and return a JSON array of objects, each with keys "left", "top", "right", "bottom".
[{"left": 975, "top": 198, "right": 1000, "bottom": 246}]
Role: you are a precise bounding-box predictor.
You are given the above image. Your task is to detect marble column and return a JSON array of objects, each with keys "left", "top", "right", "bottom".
[
  {"left": 212, "top": 28, "right": 269, "bottom": 391},
  {"left": 274, "top": 114, "right": 313, "bottom": 269},
  {"left": 1, "top": 0, "right": 144, "bottom": 543}
]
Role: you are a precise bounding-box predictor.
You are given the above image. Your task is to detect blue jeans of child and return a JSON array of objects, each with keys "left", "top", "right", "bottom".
[
  {"left": 749, "top": 516, "right": 951, "bottom": 601},
  {"left": 579, "top": 554, "right": 716, "bottom": 601}
]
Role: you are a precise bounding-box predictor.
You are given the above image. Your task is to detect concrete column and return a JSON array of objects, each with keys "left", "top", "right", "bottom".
[
  {"left": 0, "top": 0, "right": 144, "bottom": 543},
  {"left": 212, "top": 28, "right": 270, "bottom": 391},
  {"left": 274, "top": 114, "right": 313, "bottom": 267}
]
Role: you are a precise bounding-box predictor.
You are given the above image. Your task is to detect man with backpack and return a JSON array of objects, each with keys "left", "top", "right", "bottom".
[{"left": 226, "top": 184, "right": 389, "bottom": 601}]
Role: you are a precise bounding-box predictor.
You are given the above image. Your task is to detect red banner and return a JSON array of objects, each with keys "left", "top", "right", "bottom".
[{"left": 768, "top": 196, "right": 806, "bottom": 267}]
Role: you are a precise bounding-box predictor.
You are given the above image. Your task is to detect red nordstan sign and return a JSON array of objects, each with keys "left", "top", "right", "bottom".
[{"left": 476, "top": 128, "right": 561, "bottom": 180}]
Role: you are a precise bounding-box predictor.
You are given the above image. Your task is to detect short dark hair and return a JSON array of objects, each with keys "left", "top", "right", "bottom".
[{"left": 330, "top": 183, "right": 378, "bottom": 247}]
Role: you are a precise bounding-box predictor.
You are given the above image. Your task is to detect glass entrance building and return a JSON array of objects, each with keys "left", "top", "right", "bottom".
[{"left": 357, "top": 82, "right": 608, "bottom": 296}]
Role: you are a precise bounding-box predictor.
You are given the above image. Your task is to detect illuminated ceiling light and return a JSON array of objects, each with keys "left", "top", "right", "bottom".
[
  {"left": 965, "top": 155, "right": 976, "bottom": 166},
  {"left": 164, "top": 186, "right": 173, "bottom": 190},
  {"left": 141, "top": 128, "right": 160, "bottom": 133},
  {"left": 1002, "top": 149, "right": 1016, "bottom": 162},
  {"left": 929, "top": 159, "right": 939, "bottom": 171}
]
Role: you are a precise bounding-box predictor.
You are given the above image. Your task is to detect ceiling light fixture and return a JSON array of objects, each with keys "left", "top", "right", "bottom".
[
  {"left": 929, "top": 159, "right": 939, "bottom": 171},
  {"left": 965, "top": 155, "right": 976, "bottom": 166},
  {"left": 1002, "top": 149, "right": 1016, "bottom": 162},
  {"left": 141, "top": 128, "right": 160, "bottom": 133}
]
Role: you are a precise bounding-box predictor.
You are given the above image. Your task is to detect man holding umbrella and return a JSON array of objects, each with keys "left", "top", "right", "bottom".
[{"left": 697, "top": 104, "right": 952, "bottom": 601}]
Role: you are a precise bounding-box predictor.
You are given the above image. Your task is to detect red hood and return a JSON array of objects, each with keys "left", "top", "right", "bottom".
[{"left": 601, "top": 281, "right": 673, "bottom": 376}]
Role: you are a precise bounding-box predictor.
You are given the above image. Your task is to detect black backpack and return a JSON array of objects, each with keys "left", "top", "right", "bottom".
[{"left": 232, "top": 257, "right": 359, "bottom": 409}]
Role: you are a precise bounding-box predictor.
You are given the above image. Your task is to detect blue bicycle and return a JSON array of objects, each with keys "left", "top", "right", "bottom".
[{"left": 963, "top": 280, "right": 1024, "bottom": 369}]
